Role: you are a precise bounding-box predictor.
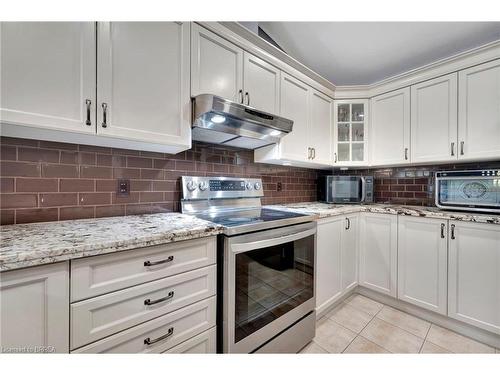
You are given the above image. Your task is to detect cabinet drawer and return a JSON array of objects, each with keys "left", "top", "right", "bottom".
[
  {"left": 164, "top": 327, "right": 216, "bottom": 353},
  {"left": 71, "top": 265, "right": 216, "bottom": 349},
  {"left": 71, "top": 237, "right": 216, "bottom": 301},
  {"left": 72, "top": 296, "right": 216, "bottom": 353}
]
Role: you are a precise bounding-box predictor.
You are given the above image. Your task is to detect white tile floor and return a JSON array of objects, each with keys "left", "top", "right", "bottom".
[{"left": 300, "top": 294, "right": 499, "bottom": 354}]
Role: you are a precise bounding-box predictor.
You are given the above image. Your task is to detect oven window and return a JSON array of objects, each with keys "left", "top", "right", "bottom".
[{"left": 234, "top": 235, "right": 314, "bottom": 343}]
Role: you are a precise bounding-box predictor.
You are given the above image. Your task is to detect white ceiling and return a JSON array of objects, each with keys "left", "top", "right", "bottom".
[{"left": 254, "top": 22, "right": 500, "bottom": 86}]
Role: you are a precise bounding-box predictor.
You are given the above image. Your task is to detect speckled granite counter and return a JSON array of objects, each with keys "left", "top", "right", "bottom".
[
  {"left": 0, "top": 213, "right": 222, "bottom": 271},
  {"left": 266, "top": 202, "right": 500, "bottom": 225}
]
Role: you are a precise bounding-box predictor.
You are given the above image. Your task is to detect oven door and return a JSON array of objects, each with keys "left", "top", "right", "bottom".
[
  {"left": 223, "top": 221, "right": 316, "bottom": 353},
  {"left": 329, "top": 176, "right": 366, "bottom": 203}
]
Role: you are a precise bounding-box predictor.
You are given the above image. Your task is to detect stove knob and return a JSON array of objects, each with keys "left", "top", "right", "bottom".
[
  {"left": 245, "top": 182, "right": 253, "bottom": 190},
  {"left": 199, "top": 181, "right": 209, "bottom": 191},
  {"left": 186, "top": 180, "right": 197, "bottom": 191},
  {"left": 254, "top": 182, "right": 262, "bottom": 190}
]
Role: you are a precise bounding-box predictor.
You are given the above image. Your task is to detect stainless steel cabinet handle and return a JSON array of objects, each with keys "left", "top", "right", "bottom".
[
  {"left": 450, "top": 224, "right": 456, "bottom": 240},
  {"left": 144, "top": 327, "right": 174, "bottom": 345},
  {"left": 345, "top": 217, "right": 350, "bottom": 230},
  {"left": 238, "top": 89, "right": 243, "bottom": 104},
  {"left": 334, "top": 152, "right": 337, "bottom": 163},
  {"left": 144, "top": 255, "right": 174, "bottom": 267},
  {"left": 245, "top": 92, "right": 250, "bottom": 106},
  {"left": 101, "top": 103, "right": 108, "bottom": 128},
  {"left": 460, "top": 141, "right": 464, "bottom": 155},
  {"left": 307, "top": 147, "right": 311, "bottom": 159},
  {"left": 144, "top": 291, "right": 174, "bottom": 306},
  {"left": 404, "top": 148, "right": 409, "bottom": 160},
  {"left": 312, "top": 148, "right": 316, "bottom": 159},
  {"left": 85, "top": 99, "right": 92, "bottom": 126},
  {"left": 451, "top": 142, "right": 455, "bottom": 156},
  {"left": 440, "top": 223, "right": 445, "bottom": 238}
]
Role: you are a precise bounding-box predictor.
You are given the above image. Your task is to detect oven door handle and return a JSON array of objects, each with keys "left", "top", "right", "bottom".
[{"left": 230, "top": 228, "right": 317, "bottom": 254}]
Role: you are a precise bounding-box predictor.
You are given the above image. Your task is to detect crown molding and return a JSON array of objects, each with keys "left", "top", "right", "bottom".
[{"left": 335, "top": 39, "right": 500, "bottom": 99}]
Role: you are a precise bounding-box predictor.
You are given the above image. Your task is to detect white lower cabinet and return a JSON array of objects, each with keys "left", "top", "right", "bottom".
[
  {"left": 359, "top": 213, "right": 397, "bottom": 297},
  {"left": 316, "top": 214, "right": 358, "bottom": 314},
  {"left": 0, "top": 262, "right": 69, "bottom": 353},
  {"left": 397, "top": 216, "right": 448, "bottom": 314},
  {"left": 165, "top": 327, "right": 216, "bottom": 353},
  {"left": 72, "top": 297, "right": 216, "bottom": 353},
  {"left": 448, "top": 221, "right": 500, "bottom": 334},
  {"left": 70, "top": 265, "right": 216, "bottom": 349}
]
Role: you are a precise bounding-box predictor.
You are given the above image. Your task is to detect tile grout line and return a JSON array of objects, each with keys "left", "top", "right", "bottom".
[{"left": 418, "top": 322, "right": 433, "bottom": 353}]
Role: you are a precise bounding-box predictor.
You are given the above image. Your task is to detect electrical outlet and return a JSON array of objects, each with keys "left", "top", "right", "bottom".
[
  {"left": 117, "top": 179, "right": 130, "bottom": 197},
  {"left": 277, "top": 182, "right": 282, "bottom": 191}
]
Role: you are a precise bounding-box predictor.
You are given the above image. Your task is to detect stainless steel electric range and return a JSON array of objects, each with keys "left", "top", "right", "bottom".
[{"left": 181, "top": 176, "right": 316, "bottom": 353}]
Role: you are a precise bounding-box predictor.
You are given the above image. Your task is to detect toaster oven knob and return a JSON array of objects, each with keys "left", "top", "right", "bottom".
[
  {"left": 198, "top": 181, "right": 209, "bottom": 191},
  {"left": 254, "top": 182, "right": 261, "bottom": 190},
  {"left": 245, "top": 182, "right": 253, "bottom": 190},
  {"left": 186, "top": 180, "right": 197, "bottom": 191}
]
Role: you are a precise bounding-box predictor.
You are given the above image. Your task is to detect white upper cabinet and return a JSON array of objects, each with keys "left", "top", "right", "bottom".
[
  {"left": 411, "top": 73, "right": 458, "bottom": 163},
  {"left": 448, "top": 221, "right": 500, "bottom": 334},
  {"left": 242, "top": 52, "right": 280, "bottom": 114},
  {"left": 191, "top": 23, "right": 243, "bottom": 102},
  {"left": 97, "top": 22, "right": 191, "bottom": 148},
  {"left": 359, "top": 213, "right": 397, "bottom": 297},
  {"left": 458, "top": 59, "right": 500, "bottom": 161},
  {"left": 0, "top": 22, "right": 96, "bottom": 133},
  {"left": 333, "top": 100, "right": 369, "bottom": 166},
  {"left": 0, "top": 263, "right": 69, "bottom": 353},
  {"left": 275, "top": 72, "right": 311, "bottom": 162},
  {"left": 398, "top": 216, "right": 448, "bottom": 315},
  {"left": 255, "top": 73, "right": 333, "bottom": 167},
  {"left": 308, "top": 89, "right": 333, "bottom": 165},
  {"left": 370, "top": 87, "right": 411, "bottom": 166}
]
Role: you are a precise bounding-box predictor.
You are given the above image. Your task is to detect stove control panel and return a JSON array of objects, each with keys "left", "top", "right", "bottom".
[{"left": 181, "top": 176, "right": 264, "bottom": 200}]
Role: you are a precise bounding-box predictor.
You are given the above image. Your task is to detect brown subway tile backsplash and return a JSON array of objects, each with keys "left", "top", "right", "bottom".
[{"left": 0, "top": 136, "right": 319, "bottom": 224}]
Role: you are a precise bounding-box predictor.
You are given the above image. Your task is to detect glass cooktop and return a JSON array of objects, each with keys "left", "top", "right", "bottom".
[{"left": 196, "top": 208, "right": 309, "bottom": 228}]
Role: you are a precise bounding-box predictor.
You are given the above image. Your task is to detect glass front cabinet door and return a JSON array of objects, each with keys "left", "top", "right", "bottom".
[{"left": 333, "top": 99, "right": 369, "bottom": 166}]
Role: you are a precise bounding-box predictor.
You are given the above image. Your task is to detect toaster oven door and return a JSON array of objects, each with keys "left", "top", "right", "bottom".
[{"left": 436, "top": 177, "right": 500, "bottom": 213}]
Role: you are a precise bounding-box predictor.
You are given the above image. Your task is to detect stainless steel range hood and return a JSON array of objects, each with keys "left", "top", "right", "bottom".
[{"left": 191, "top": 94, "right": 293, "bottom": 149}]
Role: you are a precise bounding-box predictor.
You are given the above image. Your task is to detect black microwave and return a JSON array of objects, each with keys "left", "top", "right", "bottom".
[{"left": 318, "top": 175, "right": 374, "bottom": 204}]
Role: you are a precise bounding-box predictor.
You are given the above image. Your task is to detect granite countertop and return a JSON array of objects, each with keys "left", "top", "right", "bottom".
[
  {"left": 266, "top": 202, "right": 500, "bottom": 225},
  {"left": 0, "top": 213, "right": 222, "bottom": 272}
]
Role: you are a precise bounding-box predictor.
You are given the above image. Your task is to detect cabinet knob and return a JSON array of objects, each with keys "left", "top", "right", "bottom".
[
  {"left": 451, "top": 142, "right": 455, "bottom": 156},
  {"left": 460, "top": 141, "right": 465, "bottom": 156},
  {"left": 245, "top": 92, "right": 250, "bottom": 106},
  {"left": 404, "top": 148, "right": 409, "bottom": 160},
  {"left": 238, "top": 90, "right": 243, "bottom": 104},
  {"left": 450, "top": 224, "right": 456, "bottom": 240},
  {"left": 440, "top": 223, "right": 445, "bottom": 238}
]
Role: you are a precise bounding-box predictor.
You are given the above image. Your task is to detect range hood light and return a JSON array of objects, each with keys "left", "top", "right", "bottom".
[
  {"left": 269, "top": 130, "right": 281, "bottom": 136},
  {"left": 211, "top": 114, "right": 226, "bottom": 124}
]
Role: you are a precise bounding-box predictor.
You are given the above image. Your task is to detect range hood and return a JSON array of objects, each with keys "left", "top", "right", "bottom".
[{"left": 191, "top": 94, "right": 293, "bottom": 149}]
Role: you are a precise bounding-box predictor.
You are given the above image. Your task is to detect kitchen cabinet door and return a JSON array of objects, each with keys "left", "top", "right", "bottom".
[
  {"left": 0, "top": 262, "right": 69, "bottom": 353},
  {"left": 398, "top": 216, "right": 448, "bottom": 314},
  {"left": 243, "top": 52, "right": 280, "bottom": 114},
  {"left": 341, "top": 214, "right": 359, "bottom": 292},
  {"left": 411, "top": 73, "right": 458, "bottom": 163},
  {"left": 191, "top": 23, "right": 243, "bottom": 102},
  {"left": 308, "top": 89, "right": 333, "bottom": 165},
  {"left": 448, "top": 221, "right": 500, "bottom": 334},
  {"left": 359, "top": 213, "right": 397, "bottom": 297},
  {"left": 277, "top": 73, "right": 311, "bottom": 162},
  {"left": 370, "top": 87, "right": 411, "bottom": 165},
  {"left": 333, "top": 100, "right": 369, "bottom": 166},
  {"left": 0, "top": 22, "right": 96, "bottom": 133},
  {"left": 97, "top": 22, "right": 191, "bottom": 151},
  {"left": 316, "top": 217, "right": 343, "bottom": 313},
  {"left": 458, "top": 60, "right": 500, "bottom": 161}
]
